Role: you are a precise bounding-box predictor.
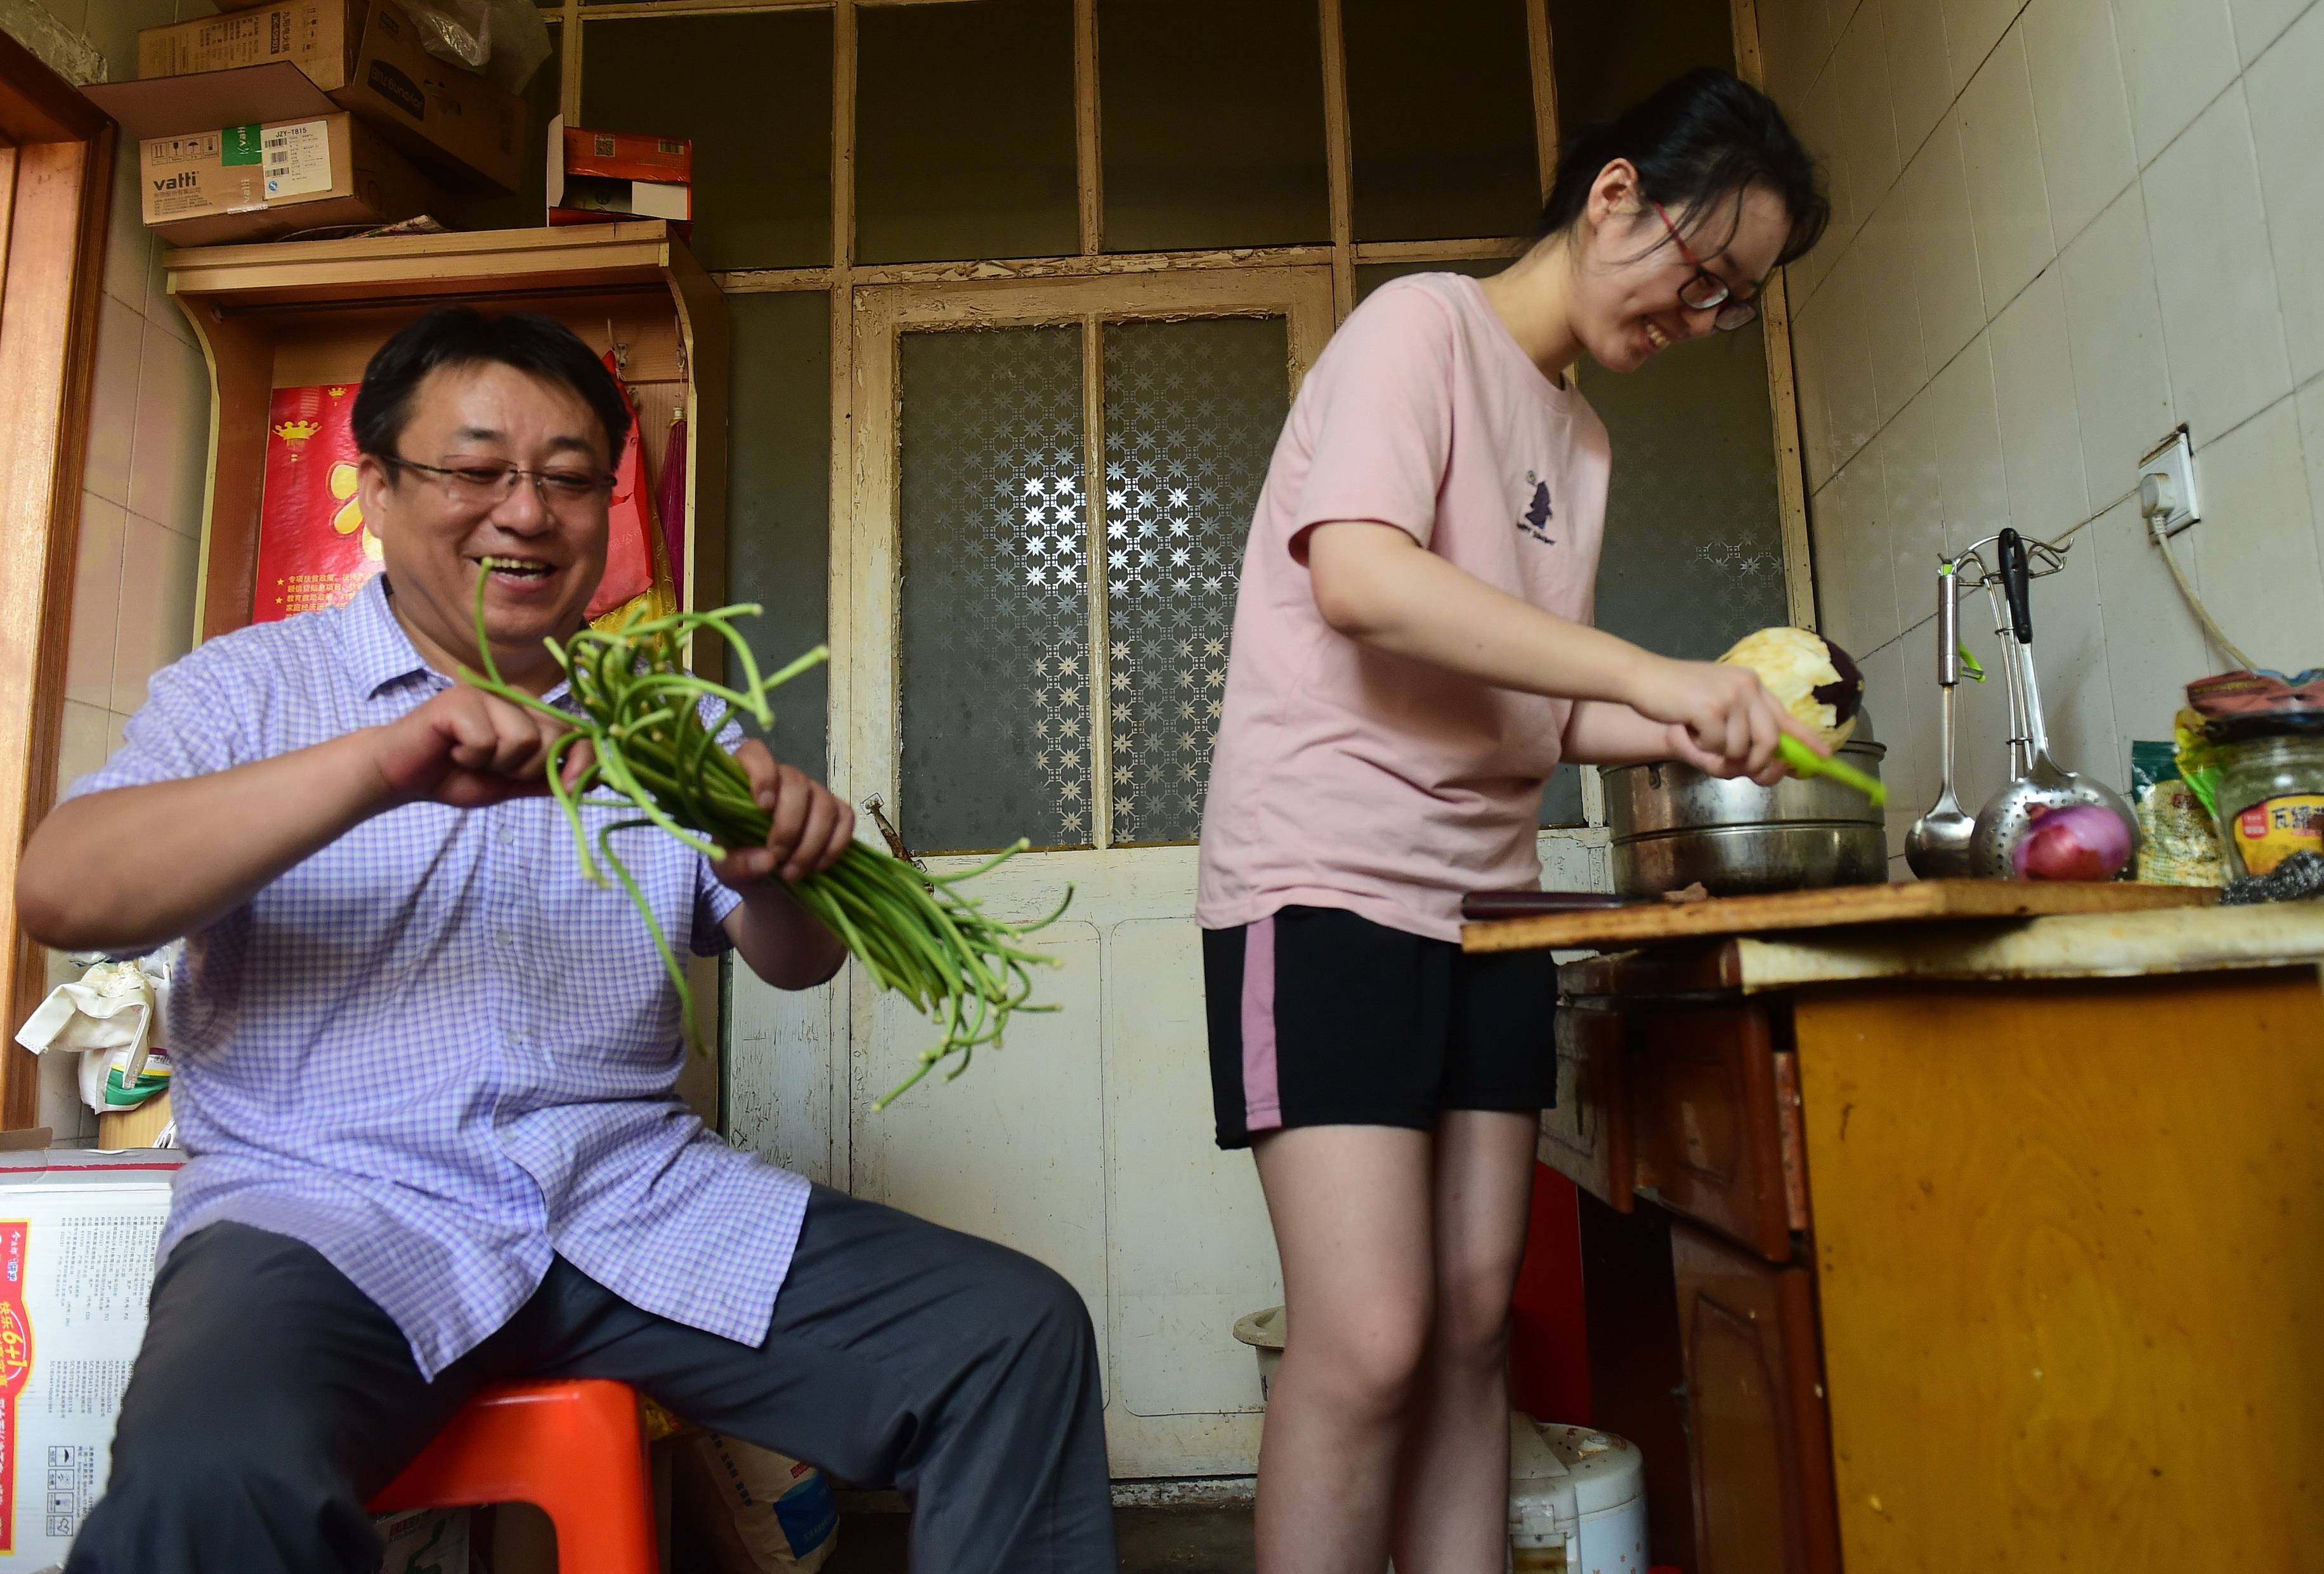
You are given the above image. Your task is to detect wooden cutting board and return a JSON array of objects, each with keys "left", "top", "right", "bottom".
[{"left": 1460, "top": 879, "right": 2217, "bottom": 954}]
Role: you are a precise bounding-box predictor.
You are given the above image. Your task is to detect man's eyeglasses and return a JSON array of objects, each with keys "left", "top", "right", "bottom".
[
  {"left": 1649, "top": 198, "right": 1761, "bottom": 332},
  {"left": 385, "top": 455, "right": 616, "bottom": 511}
]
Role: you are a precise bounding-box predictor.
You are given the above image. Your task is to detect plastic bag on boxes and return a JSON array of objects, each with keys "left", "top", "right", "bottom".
[
  {"left": 397, "top": 0, "right": 553, "bottom": 94},
  {"left": 671, "top": 1432, "right": 839, "bottom": 1573}
]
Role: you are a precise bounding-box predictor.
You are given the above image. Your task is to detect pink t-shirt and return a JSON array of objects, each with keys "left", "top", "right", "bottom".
[{"left": 1196, "top": 273, "right": 1612, "bottom": 942}]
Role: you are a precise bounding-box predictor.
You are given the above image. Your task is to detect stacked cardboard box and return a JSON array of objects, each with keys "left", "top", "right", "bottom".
[
  {"left": 547, "top": 117, "right": 693, "bottom": 237},
  {"left": 85, "top": 0, "right": 531, "bottom": 246}
]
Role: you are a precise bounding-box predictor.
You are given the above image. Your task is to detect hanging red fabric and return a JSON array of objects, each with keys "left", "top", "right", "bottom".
[
  {"left": 657, "top": 412, "right": 688, "bottom": 606},
  {"left": 586, "top": 351, "right": 669, "bottom": 623}
]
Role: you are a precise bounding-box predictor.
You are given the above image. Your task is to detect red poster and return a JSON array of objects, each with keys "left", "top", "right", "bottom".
[
  {"left": 0, "top": 1221, "right": 30, "bottom": 1553},
  {"left": 589, "top": 351, "right": 661, "bottom": 624},
  {"left": 253, "top": 385, "right": 378, "bottom": 625}
]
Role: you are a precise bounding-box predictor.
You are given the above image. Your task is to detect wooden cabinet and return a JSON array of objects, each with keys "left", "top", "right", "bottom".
[
  {"left": 1671, "top": 1223, "right": 1840, "bottom": 1574},
  {"left": 159, "top": 223, "right": 727, "bottom": 649},
  {"left": 1543, "top": 1005, "right": 1631, "bottom": 1210},
  {"left": 1509, "top": 903, "right": 2324, "bottom": 1573},
  {"left": 1628, "top": 1005, "right": 1794, "bottom": 1262}
]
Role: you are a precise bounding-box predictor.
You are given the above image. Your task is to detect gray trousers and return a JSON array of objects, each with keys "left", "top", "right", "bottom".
[{"left": 65, "top": 1186, "right": 1115, "bottom": 1574}]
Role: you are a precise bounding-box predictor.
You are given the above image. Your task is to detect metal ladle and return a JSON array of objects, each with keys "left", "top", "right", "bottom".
[
  {"left": 1905, "top": 563, "right": 1977, "bottom": 878},
  {"left": 1969, "top": 530, "right": 2138, "bottom": 877}
]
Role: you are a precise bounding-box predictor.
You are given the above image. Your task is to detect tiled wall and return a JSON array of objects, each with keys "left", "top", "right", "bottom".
[
  {"left": 1761, "top": 0, "right": 2324, "bottom": 867},
  {"left": 7, "top": 0, "right": 215, "bottom": 1135}
]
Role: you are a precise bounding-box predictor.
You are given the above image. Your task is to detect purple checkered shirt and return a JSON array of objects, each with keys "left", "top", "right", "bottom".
[{"left": 69, "top": 576, "right": 813, "bottom": 1379}]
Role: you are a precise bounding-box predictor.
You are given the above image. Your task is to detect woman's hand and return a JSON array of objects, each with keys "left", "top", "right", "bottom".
[
  {"left": 710, "top": 740, "right": 856, "bottom": 888},
  {"left": 1624, "top": 656, "right": 1824, "bottom": 785}
]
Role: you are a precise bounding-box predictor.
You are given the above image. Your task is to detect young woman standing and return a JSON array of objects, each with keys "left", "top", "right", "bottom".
[{"left": 1196, "top": 69, "right": 1831, "bottom": 1574}]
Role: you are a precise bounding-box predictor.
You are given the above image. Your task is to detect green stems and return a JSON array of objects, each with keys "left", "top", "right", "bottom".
[{"left": 460, "top": 569, "right": 1068, "bottom": 1107}]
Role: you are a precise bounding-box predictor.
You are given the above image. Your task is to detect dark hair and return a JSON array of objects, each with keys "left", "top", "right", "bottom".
[
  {"left": 1538, "top": 68, "right": 1829, "bottom": 270},
  {"left": 353, "top": 307, "right": 630, "bottom": 470}
]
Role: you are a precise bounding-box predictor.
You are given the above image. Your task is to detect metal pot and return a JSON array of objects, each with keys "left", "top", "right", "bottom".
[{"left": 1602, "top": 728, "right": 1890, "bottom": 898}]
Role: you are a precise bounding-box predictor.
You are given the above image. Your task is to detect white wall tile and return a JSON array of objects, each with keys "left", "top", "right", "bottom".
[
  {"left": 110, "top": 513, "right": 198, "bottom": 715},
  {"left": 145, "top": 256, "right": 195, "bottom": 348},
  {"left": 127, "top": 322, "right": 211, "bottom": 533},
  {"left": 1943, "top": 0, "right": 2028, "bottom": 89},
  {"left": 100, "top": 154, "right": 149, "bottom": 316},
  {"left": 1863, "top": 639, "right": 1934, "bottom": 814},
  {"left": 1956, "top": 28, "right": 2058, "bottom": 318},
  {"left": 84, "top": 296, "right": 142, "bottom": 511},
  {"left": 1763, "top": 0, "right": 1841, "bottom": 112},
  {"left": 1990, "top": 271, "right": 2093, "bottom": 535},
  {"left": 1885, "top": 0, "right": 1958, "bottom": 160},
  {"left": 2111, "top": 0, "right": 2242, "bottom": 162},
  {"left": 1883, "top": 384, "right": 1951, "bottom": 602},
  {"left": 2085, "top": 496, "right": 2216, "bottom": 747},
  {"left": 55, "top": 699, "right": 112, "bottom": 800},
  {"left": 1824, "top": 242, "right": 1884, "bottom": 467},
  {"left": 1858, "top": 190, "right": 1930, "bottom": 424},
  {"left": 2301, "top": 378, "right": 2324, "bottom": 571},
  {"left": 2023, "top": 0, "right": 2138, "bottom": 248},
  {"left": 105, "top": 711, "right": 130, "bottom": 757},
  {"left": 1790, "top": 78, "right": 1851, "bottom": 302},
  {"left": 2022, "top": 534, "right": 2123, "bottom": 788},
  {"left": 2245, "top": 3, "right": 2324, "bottom": 386},
  {"left": 2060, "top": 183, "right": 2176, "bottom": 509},
  {"left": 1831, "top": 1, "right": 1905, "bottom": 247},
  {"left": 65, "top": 492, "right": 126, "bottom": 710},
  {"left": 1928, "top": 332, "right": 2013, "bottom": 548},
  {"left": 1900, "top": 115, "right": 1988, "bottom": 366},
  {"left": 2228, "top": 0, "right": 2311, "bottom": 65},
  {"left": 1812, "top": 446, "right": 1896, "bottom": 655},
  {"left": 2142, "top": 86, "right": 2294, "bottom": 439},
  {"left": 2191, "top": 396, "right": 2324, "bottom": 671},
  {"left": 1794, "top": 289, "right": 1839, "bottom": 490}
]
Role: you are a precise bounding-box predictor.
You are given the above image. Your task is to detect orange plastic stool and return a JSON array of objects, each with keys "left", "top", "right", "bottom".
[{"left": 369, "top": 1379, "right": 658, "bottom": 1574}]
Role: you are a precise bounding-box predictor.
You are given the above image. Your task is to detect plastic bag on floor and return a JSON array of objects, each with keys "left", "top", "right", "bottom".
[
  {"left": 671, "top": 1431, "right": 838, "bottom": 1573},
  {"left": 374, "top": 1506, "right": 469, "bottom": 1574}
]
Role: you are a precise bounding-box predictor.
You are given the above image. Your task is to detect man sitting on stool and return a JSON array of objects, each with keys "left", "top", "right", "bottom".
[{"left": 16, "top": 308, "right": 1113, "bottom": 1574}]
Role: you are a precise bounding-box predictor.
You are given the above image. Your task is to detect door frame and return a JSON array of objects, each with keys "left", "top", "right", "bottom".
[
  {"left": 820, "top": 264, "right": 1333, "bottom": 1190},
  {"left": 0, "top": 31, "right": 115, "bottom": 1128}
]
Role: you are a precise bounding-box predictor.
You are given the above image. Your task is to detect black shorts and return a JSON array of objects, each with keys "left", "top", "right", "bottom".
[{"left": 1201, "top": 904, "right": 1558, "bottom": 1149}]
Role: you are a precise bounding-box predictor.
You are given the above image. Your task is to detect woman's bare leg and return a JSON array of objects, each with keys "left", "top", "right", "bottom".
[
  {"left": 1389, "top": 1109, "right": 1539, "bottom": 1574},
  {"left": 1251, "top": 1124, "right": 1435, "bottom": 1574}
]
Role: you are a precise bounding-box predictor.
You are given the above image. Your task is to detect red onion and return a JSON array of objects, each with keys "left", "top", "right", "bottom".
[{"left": 2012, "top": 803, "right": 2134, "bottom": 881}]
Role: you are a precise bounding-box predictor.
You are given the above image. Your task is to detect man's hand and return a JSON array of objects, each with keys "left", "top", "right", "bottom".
[
  {"left": 370, "top": 686, "right": 589, "bottom": 810},
  {"left": 1624, "top": 655, "right": 1826, "bottom": 786},
  {"left": 710, "top": 740, "right": 856, "bottom": 888}
]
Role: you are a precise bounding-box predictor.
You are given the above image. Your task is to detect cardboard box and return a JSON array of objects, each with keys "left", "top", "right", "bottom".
[
  {"left": 0, "top": 1152, "right": 470, "bottom": 1568},
  {"left": 88, "top": 65, "right": 445, "bottom": 246},
  {"left": 132, "top": 0, "right": 526, "bottom": 193},
  {"left": 137, "top": 0, "right": 358, "bottom": 90},
  {"left": 0, "top": 1150, "right": 181, "bottom": 1566},
  {"left": 545, "top": 115, "right": 691, "bottom": 233}
]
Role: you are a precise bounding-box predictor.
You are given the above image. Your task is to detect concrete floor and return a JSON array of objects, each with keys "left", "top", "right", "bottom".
[{"left": 827, "top": 1504, "right": 1257, "bottom": 1574}]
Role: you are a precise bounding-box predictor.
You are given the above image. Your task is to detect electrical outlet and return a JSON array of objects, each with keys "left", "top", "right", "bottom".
[{"left": 2138, "top": 427, "right": 2198, "bottom": 537}]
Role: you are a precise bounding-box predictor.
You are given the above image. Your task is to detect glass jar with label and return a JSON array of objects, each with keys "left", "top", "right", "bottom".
[{"left": 2212, "top": 730, "right": 2324, "bottom": 878}]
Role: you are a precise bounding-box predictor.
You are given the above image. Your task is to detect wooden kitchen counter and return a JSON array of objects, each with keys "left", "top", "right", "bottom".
[{"left": 1468, "top": 885, "right": 2324, "bottom": 1573}]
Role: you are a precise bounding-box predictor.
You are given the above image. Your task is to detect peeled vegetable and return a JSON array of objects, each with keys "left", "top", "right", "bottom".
[
  {"left": 1718, "top": 626, "right": 1865, "bottom": 748},
  {"left": 2011, "top": 802, "right": 2134, "bottom": 881},
  {"left": 1716, "top": 626, "right": 1884, "bottom": 807}
]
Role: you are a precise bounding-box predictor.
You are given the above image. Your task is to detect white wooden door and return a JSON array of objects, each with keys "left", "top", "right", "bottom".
[{"left": 734, "top": 268, "right": 1336, "bottom": 1478}]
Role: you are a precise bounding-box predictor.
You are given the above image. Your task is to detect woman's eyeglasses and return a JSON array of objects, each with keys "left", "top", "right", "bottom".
[{"left": 1649, "top": 198, "right": 1762, "bottom": 332}]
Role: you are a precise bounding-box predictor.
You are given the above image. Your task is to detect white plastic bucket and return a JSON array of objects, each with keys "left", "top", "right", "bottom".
[
  {"left": 1231, "top": 1304, "right": 1284, "bottom": 1405},
  {"left": 1232, "top": 1307, "right": 1650, "bottom": 1574}
]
